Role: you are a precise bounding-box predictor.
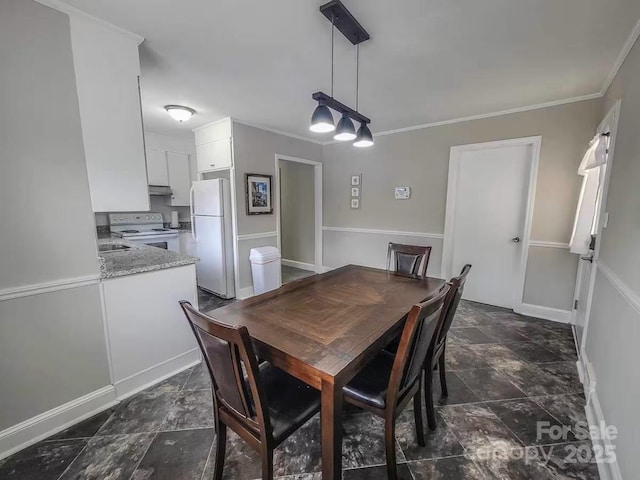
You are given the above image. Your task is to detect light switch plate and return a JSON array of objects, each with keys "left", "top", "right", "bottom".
[{"left": 394, "top": 186, "right": 411, "bottom": 200}]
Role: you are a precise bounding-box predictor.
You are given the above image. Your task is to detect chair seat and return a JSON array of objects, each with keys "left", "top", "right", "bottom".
[
  {"left": 343, "top": 351, "right": 395, "bottom": 409},
  {"left": 259, "top": 363, "right": 321, "bottom": 442}
]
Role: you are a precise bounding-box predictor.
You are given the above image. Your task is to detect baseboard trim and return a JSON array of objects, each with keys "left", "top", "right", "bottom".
[
  {"left": 516, "top": 303, "right": 573, "bottom": 324},
  {"left": 0, "top": 385, "right": 117, "bottom": 461},
  {"left": 237, "top": 286, "right": 255, "bottom": 300},
  {"left": 281, "top": 259, "right": 316, "bottom": 272},
  {"left": 114, "top": 349, "right": 201, "bottom": 400},
  {"left": 581, "top": 356, "right": 623, "bottom": 480}
]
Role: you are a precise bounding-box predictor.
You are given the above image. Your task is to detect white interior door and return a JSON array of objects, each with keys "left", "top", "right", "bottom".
[
  {"left": 444, "top": 140, "right": 538, "bottom": 309},
  {"left": 573, "top": 101, "right": 620, "bottom": 358}
]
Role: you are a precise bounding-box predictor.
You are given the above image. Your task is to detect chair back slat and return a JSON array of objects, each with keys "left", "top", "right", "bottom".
[
  {"left": 386, "top": 285, "right": 450, "bottom": 405},
  {"left": 387, "top": 243, "right": 432, "bottom": 277},
  {"left": 180, "top": 301, "right": 268, "bottom": 436},
  {"left": 435, "top": 264, "right": 472, "bottom": 348}
]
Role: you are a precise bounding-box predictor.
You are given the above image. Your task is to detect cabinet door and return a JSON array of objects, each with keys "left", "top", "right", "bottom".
[
  {"left": 166, "top": 152, "right": 191, "bottom": 206},
  {"left": 146, "top": 148, "right": 169, "bottom": 185},
  {"left": 196, "top": 138, "right": 232, "bottom": 172}
]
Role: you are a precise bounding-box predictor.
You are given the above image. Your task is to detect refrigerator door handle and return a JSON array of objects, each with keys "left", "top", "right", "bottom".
[{"left": 190, "top": 185, "right": 197, "bottom": 242}]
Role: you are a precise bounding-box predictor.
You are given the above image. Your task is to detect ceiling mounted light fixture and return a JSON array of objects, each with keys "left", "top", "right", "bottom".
[
  {"left": 309, "top": 0, "right": 373, "bottom": 147},
  {"left": 164, "top": 105, "right": 195, "bottom": 122}
]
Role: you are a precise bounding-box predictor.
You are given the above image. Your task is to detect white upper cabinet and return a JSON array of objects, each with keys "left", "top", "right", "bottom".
[
  {"left": 196, "top": 138, "right": 233, "bottom": 172},
  {"left": 166, "top": 152, "right": 191, "bottom": 206},
  {"left": 146, "top": 148, "right": 169, "bottom": 186},
  {"left": 193, "top": 119, "right": 233, "bottom": 173},
  {"left": 70, "top": 15, "right": 149, "bottom": 212}
]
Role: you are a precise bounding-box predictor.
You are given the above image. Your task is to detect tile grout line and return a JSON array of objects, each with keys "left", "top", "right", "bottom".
[
  {"left": 126, "top": 431, "right": 159, "bottom": 480},
  {"left": 55, "top": 438, "right": 91, "bottom": 480}
]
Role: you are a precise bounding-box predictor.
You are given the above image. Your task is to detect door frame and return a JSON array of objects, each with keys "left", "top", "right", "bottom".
[
  {"left": 441, "top": 136, "right": 542, "bottom": 311},
  {"left": 573, "top": 100, "right": 621, "bottom": 357},
  {"left": 274, "top": 154, "right": 323, "bottom": 274}
]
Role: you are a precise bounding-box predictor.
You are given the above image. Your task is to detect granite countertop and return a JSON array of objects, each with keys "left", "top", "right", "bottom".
[{"left": 98, "top": 239, "right": 197, "bottom": 279}]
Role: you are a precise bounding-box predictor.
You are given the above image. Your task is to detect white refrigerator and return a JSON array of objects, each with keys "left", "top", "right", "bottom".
[{"left": 190, "top": 178, "right": 236, "bottom": 298}]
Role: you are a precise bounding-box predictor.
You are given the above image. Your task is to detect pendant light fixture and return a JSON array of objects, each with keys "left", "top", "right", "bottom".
[{"left": 309, "top": 1, "right": 373, "bottom": 147}]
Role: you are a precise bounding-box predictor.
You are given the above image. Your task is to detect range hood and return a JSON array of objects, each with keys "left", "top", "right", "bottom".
[{"left": 148, "top": 185, "right": 173, "bottom": 196}]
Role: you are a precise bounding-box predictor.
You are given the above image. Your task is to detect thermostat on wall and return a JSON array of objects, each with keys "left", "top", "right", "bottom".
[{"left": 394, "top": 187, "right": 411, "bottom": 200}]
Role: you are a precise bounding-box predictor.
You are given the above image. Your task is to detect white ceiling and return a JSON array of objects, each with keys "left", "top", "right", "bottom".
[{"left": 59, "top": 0, "right": 640, "bottom": 140}]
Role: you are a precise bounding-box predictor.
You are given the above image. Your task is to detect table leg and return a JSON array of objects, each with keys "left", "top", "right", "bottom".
[{"left": 321, "top": 378, "right": 343, "bottom": 479}]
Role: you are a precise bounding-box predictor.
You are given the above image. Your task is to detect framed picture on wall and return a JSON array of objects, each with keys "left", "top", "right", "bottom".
[
  {"left": 351, "top": 198, "right": 360, "bottom": 209},
  {"left": 351, "top": 187, "right": 360, "bottom": 197},
  {"left": 245, "top": 173, "right": 273, "bottom": 215},
  {"left": 351, "top": 174, "right": 361, "bottom": 186}
]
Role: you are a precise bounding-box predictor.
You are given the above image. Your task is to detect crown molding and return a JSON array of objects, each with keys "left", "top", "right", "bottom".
[
  {"left": 232, "top": 118, "right": 326, "bottom": 145},
  {"left": 34, "top": 0, "right": 144, "bottom": 45},
  {"left": 600, "top": 16, "right": 640, "bottom": 96}
]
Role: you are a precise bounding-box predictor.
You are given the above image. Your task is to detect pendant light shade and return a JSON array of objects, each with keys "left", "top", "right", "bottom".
[
  {"left": 334, "top": 113, "right": 356, "bottom": 141},
  {"left": 310, "top": 102, "right": 335, "bottom": 132},
  {"left": 353, "top": 122, "right": 374, "bottom": 147}
]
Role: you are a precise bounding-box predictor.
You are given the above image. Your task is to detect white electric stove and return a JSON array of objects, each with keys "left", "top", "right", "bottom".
[{"left": 108, "top": 213, "right": 180, "bottom": 252}]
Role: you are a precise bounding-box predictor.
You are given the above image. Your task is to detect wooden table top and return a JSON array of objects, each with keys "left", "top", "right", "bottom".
[{"left": 205, "top": 265, "right": 445, "bottom": 387}]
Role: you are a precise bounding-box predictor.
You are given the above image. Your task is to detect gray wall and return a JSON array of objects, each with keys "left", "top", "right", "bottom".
[
  {"left": 584, "top": 34, "right": 640, "bottom": 479},
  {"left": 279, "top": 160, "right": 315, "bottom": 265},
  {"left": 322, "top": 99, "right": 601, "bottom": 310},
  {"left": 0, "top": 0, "right": 110, "bottom": 429},
  {"left": 232, "top": 123, "right": 322, "bottom": 289}
]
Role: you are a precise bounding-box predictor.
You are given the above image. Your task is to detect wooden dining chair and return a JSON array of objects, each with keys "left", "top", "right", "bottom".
[
  {"left": 180, "top": 301, "right": 321, "bottom": 480},
  {"left": 423, "top": 264, "right": 472, "bottom": 431},
  {"left": 386, "top": 243, "right": 432, "bottom": 277},
  {"left": 342, "top": 286, "right": 450, "bottom": 480}
]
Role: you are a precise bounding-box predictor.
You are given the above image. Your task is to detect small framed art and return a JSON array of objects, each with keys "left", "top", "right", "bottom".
[
  {"left": 245, "top": 173, "right": 273, "bottom": 215},
  {"left": 351, "top": 198, "right": 360, "bottom": 209}
]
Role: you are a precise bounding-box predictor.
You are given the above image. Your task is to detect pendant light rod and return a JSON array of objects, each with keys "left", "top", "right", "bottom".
[
  {"left": 331, "top": 12, "right": 335, "bottom": 97},
  {"left": 355, "top": 42, "right": 359, "bottom": 112},
  {"left": 312, "top": 91, "right": 370, "bottom": 124}
]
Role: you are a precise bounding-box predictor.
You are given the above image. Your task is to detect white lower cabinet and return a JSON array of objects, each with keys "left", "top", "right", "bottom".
[{"left": 101, "top": 265, "right": 199, "bottom": 399}]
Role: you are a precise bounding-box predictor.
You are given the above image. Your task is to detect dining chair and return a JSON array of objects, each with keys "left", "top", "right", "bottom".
[
  {"left": 423, "top": 264, "right": 472, "bottom": 431},
  {"left": 342, "top": 286, "right": 450, "bottom": 480},
  {"left": 387, "top": 243, "right": 432, "bottom": 277},
  {"left": 180, "top": 301, "right": 321, "bottom": 480}
]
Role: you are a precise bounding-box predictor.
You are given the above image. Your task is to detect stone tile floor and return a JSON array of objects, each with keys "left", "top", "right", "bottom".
[{"left": 0, "top": 300, "right": 599, "bottom": 480}]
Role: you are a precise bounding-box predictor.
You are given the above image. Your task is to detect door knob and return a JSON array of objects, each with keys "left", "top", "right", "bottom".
[
  {"left": 512, "top": 237, "right": 521, "bottom": 243},
  {"left": 581, "top": 256, "right": 593, "bottom": 263}
]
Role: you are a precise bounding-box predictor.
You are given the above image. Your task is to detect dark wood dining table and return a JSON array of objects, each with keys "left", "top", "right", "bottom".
[{"left": 205, "top": 264, "right": 445, "bottom": 479}]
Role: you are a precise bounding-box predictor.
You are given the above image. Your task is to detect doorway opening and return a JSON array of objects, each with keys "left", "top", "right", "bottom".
[
  {"left": 275, "top": 155, "right": 323, "bottom": 284},
  {"left": 442, "top": 136, "right": 541, "bottom": 310}
]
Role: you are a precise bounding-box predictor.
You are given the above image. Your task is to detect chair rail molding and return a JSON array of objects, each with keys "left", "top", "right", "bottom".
[
  {"left": 597, "top": 260, "right": 640, "bottom": 314},
  {"left": 322, "top": 226, "right": 444, "bottom": 239},
  {"left": 529, "top": 240, "right": 571, "bottom": 249},
  {"left": 0, "top": 274, "right": 101, "bottom": 302},
  {"left": 236, "top": 231, "right": 278, "bottom": 241}
]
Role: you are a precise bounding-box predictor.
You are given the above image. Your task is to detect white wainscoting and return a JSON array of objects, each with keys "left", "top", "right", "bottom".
[
  {"left": 580, "top": 353, "right": 623, "bottom": 480},
  {"left": 0, "top": 386, "right": 117, "bottom": 461},
  {"left": 529, "top": 240, "right": 571, "bottom": 249}
]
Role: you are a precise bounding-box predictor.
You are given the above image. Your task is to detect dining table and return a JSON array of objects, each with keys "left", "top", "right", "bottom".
[{"left": 205, "top": 264, "right": 445, "bottom": 479}]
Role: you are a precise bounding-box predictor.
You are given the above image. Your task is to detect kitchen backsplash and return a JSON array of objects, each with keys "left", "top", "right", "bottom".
[{"left": 94, "top": 196, "right": 191, "bottom": 226}]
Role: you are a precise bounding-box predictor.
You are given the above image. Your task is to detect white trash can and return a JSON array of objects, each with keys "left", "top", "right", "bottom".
[{"left": 249, "top": 246, "right": 282, "bottom": 295}]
